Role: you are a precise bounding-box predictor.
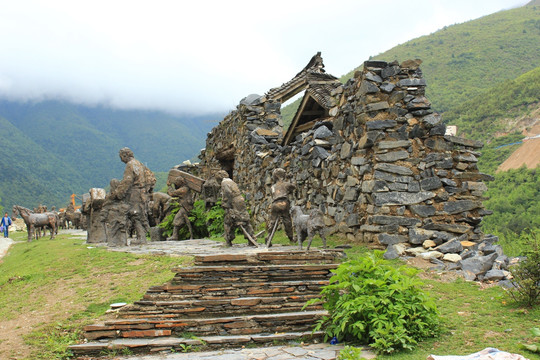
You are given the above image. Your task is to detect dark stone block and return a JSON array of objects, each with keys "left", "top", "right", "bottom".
[
  {"left": 358, "top": 131, "right": 384, "bottom": 148},
  {"left": 371, "top": 215, "right": 421, "bottom": 227},
  {"left": 444, "top": 135, "right": 484, "bottom": 149},
  {"left": 364, "top": 60, "right": 388, "bottom": 69},
  {"left": 384, "top": 245, "right": 400, "bottom": 260},
  {"left": 374, "top": 163, "right": 413, "bottom": 175},
  {"left": 422, "top": 114, "right": 442, "bottom": 126},
  {"left": 459, "top": 253, "right": 498, "bottom": 277},
  {"left": 435, "top": 239, "right": 463, "bottom": 254},
  {"left": 366, "top": 119, "right": 397, "bottom": 130},
  {"left": 424, "top": 223, "right": 472, "bottom": 234},
  {"left": 375, "top": 150, "right": 409, "bottom": 162},
  {"left": 425, "top": 138, "right": 453, "bottom": 151},
  {"left": 399, "top": 78, "right": 427, "bottom": 87},
  {"left": 379, "top": 233, "right": 408, "bottom": 245},
  {"left": 410, "top": 205, "right": 436, "bottom": 217},
  {"left": 381, "top": 65, "right": 400, "bottom": 79},
  {"left": 240, "top": 94, "right": 263, "bottom": 105},
  {"left": 312, "top": 146, "right": 330, "bottom": 160},
  {"left": 443, "top": 200, "right": 482, "bottom": 215},
  {"left": 408, "top": 125, "right": 426, "bottom": 138},
  {"left": 409, "top": 228, "right": 433, "bottom": 244},
  {"left": 313, "top": 125, "right": 333, "bottom": 139},
  {"left": 430, "top": 124, "right": 447, "bottom": 136},
  {"left": 420, "top": 176, "right": 442, "bottom": 191},
  {"left": 411, "top": 109, "right": 434, "bottom": 116},
  {"left": 380, "top": 82, "right": 396, "bottom": 93},
  {"left": 358, "top": 80, "right": 380, "bottom": 94},
  {"left": 372, "top": 191, "right": 435, "bottom": 206}
]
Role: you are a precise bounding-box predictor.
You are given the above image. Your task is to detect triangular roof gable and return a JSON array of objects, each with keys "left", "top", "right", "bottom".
[
  {"left": 266, "top": 52, "right": 338, "bottom": 103},
  {"left": 281, "top": 81, "right": 341, "bottom": 145}
]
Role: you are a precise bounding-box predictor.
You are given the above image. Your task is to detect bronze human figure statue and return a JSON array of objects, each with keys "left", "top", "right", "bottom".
[
  {"left": 114, "top": 147, "right": 155, "bottom": 245},
  {"left": 166, "top": 174, "right": 194, "bottom": 240},
  {"left": 266, "top": 168, "right": 296, "bottom": 247},
  {"left": 151, "top": 192, "right": 172, "bottom": 225},
  {"left": 202, "top": 174, "right": 221, "bottom": 210},
  {"left": 100, "top": 179, "right": 130, "bottom": 246},
  {"left": 215, "top": 170, "right": 256, "bottom": 247}
]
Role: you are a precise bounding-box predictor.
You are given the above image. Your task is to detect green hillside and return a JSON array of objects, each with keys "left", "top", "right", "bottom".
[
  {"left": 443, "top": 66, "right": 540, "bottom": 140},
  {"left": 341, "top": 2, "right": 540, "bottom": 113},
  {"left": 0, "top": 115, "right": 87, "bottom": 211},
  {"left": 0, "top": 100, "right": 220, "bottom": 211}
]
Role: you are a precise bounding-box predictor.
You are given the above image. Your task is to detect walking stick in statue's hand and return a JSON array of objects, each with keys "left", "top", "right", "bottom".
[
  {"left": 266, "top": 219, "right": 280, "bottom": 248},
  {"left": 239, "top": 224, "right": 259, "bottom": 247}
]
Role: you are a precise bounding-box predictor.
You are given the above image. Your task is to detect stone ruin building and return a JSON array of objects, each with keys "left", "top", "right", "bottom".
[{"left": 199, "top": 52, "right": 493, "bottom": 249}]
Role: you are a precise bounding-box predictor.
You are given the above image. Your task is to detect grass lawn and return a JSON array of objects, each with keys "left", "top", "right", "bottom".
[{"left": 0, "top": 229, "right": 538, "bottom": 359}]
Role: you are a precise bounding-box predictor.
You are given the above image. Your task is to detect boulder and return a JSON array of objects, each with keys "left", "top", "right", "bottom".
[
  {"left": 443, "top": 253, "right": 462, "bottom": 263},
  {"left": 458, "top": 253, "right": 498, "bottom": 277},
  {"left": 435, "top": 239, "right": 463, "bottom": 254},
  {"left": 484, "top": 269, "right": 506, "bottom": 282}
]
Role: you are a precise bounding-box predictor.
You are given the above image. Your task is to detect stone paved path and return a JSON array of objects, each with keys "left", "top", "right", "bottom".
[
  {"left": 115, "top": 343, "right": 376, "bottom": 360},
  {"left": 0, "top": 236, "right": 14, "bottom": 261}
]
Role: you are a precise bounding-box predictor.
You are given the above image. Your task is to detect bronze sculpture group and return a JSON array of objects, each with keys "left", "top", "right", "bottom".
[
  {"left": 11, "top": 147, "right": 326, "bottom": 250},
  {"left": 97, "top": 147, "right": 156, "bottom": 246}
]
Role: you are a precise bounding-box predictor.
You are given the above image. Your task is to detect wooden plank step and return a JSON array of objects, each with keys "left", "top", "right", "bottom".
[
  {"left": 83, "top": 311, "right": 326, "bottom": 340},
  {"left": 169, "top": 264, "right": 338, "bottom": 283},
  {"left": 144, "top": 279, "right": 329, "bottom": 299},
  {"left": 69, "top": 331, "right": 324, "bottom": 356},
  {"left": 172, "top": 263, "right": 339, "bottom": 273},
  {"left": 118, "top": 294, "right": 321, "bottom": 318},
  {"left": 194, "top": 250, "right": 345, "bottom": 265}
]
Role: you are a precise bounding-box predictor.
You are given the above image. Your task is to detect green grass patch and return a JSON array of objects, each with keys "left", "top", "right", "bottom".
[
  {"left": 376, "top": 278, "right": 540, "bottom": 359},
  {"left": 2, "top": 229, "right": 539, "bottom": 359},
  {"left": 0, "top": 231, "right": 191, "bottom": 359}
]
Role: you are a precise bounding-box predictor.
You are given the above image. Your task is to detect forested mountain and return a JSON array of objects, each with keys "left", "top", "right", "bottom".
[
  {"left": 443, "top": 67, "right": 540, "bottom": 140},
  {"left": 0, "top": 100, "right": 220, "bottom": 211}
]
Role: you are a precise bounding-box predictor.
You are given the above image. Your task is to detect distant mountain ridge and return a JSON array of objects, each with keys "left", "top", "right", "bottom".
[{"left": 0, "top": 100, "right": 221, "bottom": 211}]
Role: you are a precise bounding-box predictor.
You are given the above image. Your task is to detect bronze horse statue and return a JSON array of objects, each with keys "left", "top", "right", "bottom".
[{"left": 12, "top": 205, "right": 57, "bottom": 241}]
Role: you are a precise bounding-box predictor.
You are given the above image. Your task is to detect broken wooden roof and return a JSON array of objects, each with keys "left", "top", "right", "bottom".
[
  {"left": 266, "top": 52, "right": 339, "bottom": 103},
  {"left": 271, "top": 53, "right": 342, "bottom": 145}
]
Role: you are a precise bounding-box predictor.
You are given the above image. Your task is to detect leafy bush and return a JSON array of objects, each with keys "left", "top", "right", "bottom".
[
  {"left": 306, "top": 251, "right": 440, "bottom": 354},
  {"left": 508, "top": 229, "right": 540, "bottom": 307},
  {"left": 337, "top": 345, "right": 368, "bottom": 360},
  {"left": 205, "top": 200, "right": 225, "bottom": 236}
]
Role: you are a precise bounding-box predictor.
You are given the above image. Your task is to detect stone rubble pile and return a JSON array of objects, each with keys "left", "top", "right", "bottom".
[{"left": 385, "top": 234, "right": 519, "bottom": 283}]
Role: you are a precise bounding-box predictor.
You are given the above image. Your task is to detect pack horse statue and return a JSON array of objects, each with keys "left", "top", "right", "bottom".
[{"left": 12, "top": 205, "right": 58, "bottom": 241}]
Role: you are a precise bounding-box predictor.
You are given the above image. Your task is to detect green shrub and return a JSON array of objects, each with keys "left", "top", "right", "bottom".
[
  {"left": 158, "top": 199, "right": 224, "bottom": 239},
  {"left": 337, "top": 345, "right": 368, "bottom": 360},
  {"left": 508, "top": 229, "right": 540, "bottom": 307},
  {"left": 205, "top": 200, "right": 225, "bottom": 237},
  {"left": 306, "top": 251, "right": 440, "bottom": 354}
]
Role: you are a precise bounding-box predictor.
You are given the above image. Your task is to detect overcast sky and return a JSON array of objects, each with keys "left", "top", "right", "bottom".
[{"left": 0, "top": 0, "right": 530, "bottom": 115}]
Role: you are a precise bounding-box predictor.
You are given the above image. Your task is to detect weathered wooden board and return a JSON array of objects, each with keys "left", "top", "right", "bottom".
[{"left": 168, "top": 169, "right": 204, "bottom": 193}]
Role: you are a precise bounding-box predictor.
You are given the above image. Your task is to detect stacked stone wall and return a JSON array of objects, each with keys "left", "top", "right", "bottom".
[{"left": 199, "top": 59, "right": 493, "bottom": 247}]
